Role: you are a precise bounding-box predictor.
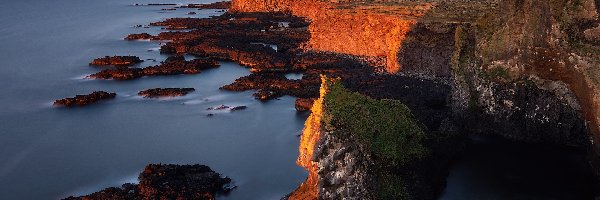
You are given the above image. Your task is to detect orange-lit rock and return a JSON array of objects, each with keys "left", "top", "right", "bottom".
[
  {"left": 287, "top": 76, "right": 329, "bottom": 200},
  {"left": 231, "top": 0, "right": 435, "bottom": 73}
]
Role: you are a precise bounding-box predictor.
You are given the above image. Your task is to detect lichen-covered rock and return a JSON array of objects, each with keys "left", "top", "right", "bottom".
[
  {"left": 54, "top": 91, "right": 116, "bottom": 107},
  {"left": 125, "top": 33, "right": 155, "bottom": 40}
]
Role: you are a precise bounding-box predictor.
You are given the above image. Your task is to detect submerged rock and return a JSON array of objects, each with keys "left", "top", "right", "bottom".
[
  {"left": 54, "top": 91, "right": 116, "bottom": 107},
  {"left": 138, "top": 88, "right": 195, "bottom": 98},
  {"left": 63, "top": 164, "right": 233, "bottom": 200},
  {"left": 89, "top": 56, "right": 142, "bottom": 67}
]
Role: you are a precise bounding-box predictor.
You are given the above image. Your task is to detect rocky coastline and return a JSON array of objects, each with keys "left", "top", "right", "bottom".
[{"left": 56, "top": 0, "right": 600, "bottom": 199}]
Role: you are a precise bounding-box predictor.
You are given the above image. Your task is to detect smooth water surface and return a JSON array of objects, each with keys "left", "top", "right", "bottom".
[
  {"left": 440, "top": 135, "right": 597, "bottom": 200},
  {"left": 0, "top": 1, "right": 307, "bottom": 199}
]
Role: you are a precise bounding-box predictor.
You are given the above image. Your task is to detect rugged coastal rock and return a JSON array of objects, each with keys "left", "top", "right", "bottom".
[
  {"left": 227, "top": 0, "right": 600, "bottom": 198},
  {"left": 54, "top": 91, "right": 116, "bottom": 107},
  {"left": 125, "top": 33, "right": 155, "bottom": 40},
  {"left": 138, "top": 88, "right": 195, "bottom": 98},
  {"left": 89, "top": 56, "right": 219, "bottom": 80},
  {"left": 294, "top": 98, "right": 315, "bottom": 112},
  {"left": 288, "top": 77, "right": 462, "bottom": 200},
  {"left": 89, "top": 56, "right": 142, "bottom": 67},
  {"left": 179, "top": 1, "right": 231, "bottom": 9},
  {"left": 63, "top": 164, "right": 233, "bottom": 200}
]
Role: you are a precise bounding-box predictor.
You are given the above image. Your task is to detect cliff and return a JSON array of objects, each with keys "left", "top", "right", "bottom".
[
  {"left": 231, "top": 0, "right": 435, "bottom": 72},
  {"left": 288, "top": 76, "right": 462, "bottom": 199}
]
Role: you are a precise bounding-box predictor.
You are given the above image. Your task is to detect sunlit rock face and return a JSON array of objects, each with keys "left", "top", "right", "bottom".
[
  {"left": 286, "top": 76, "right": 328, "bottom": 200},
  {"left": 231, "top": 0, "right": 434, "bottom": 73}
]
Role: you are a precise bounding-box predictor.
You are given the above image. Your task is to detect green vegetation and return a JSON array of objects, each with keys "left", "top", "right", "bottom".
[
  {"left": 322, "top": 80, "right": 426, "bottom": 164},
  {"left": 321, "top": 79, "right": 426, "bottom": 199}
]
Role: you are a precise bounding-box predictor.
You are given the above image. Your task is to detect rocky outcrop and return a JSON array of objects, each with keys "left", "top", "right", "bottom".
[
  {"left": 89, "top": 56, "right": 142, "bottom": 67},
  {"left": 138, "top": 88, "right": 195, "bottom": 98},
  {"left": 288, "top": 76, "right": 463, "bottom": 200},
  {"left": 88, "top": 56, "right": 219, "bottom": 80},
  {"left": 54, "top": 91, "right": 116, "bottom": 107},
  {"left": 179, "top": 1, "right": 231, "bottom": 9},
  {"left": 294, "top": 98, "right": 315, "bottom": 112},
  {"left": 230, "top": 0, "right": 436, "bottom": 73},
  {"left": 63, "top": 164, "right": 233, "bottom": 200},
  {"left": 125, "top": 33, "right": 155, "bottom": 40}
]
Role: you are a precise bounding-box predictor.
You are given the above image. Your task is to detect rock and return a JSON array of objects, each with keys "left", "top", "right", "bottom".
[
  {"left": 294, "top": 98, "right": 315, "bottom": 112},
  {"left": 179, "top": 1, "right": 231, "bottom": 9},
  {"left": 125, "top": 33, "right": 155, "bottom": 40},
  {"left": 584, "top": 25, "right": 600, "bottom": 43},
  {"left": 207, "top": 105, "right": 247, "bottom": 111},
  {"left": 89, "top": 56, "right": 143, "bottom": 67},
  {"left": 253, "top": 89, "right": 279, "bottom": 101},
  {"left": 188, "top": 12, "right": 197, "bottom": 15},
  {"left": 88, "top": 56, "right": 219, "bottom": 80},
  {"left": 138, "top": 88, "right": 195, "bottom": 98},
  {"left": 54, "top": 91, "right": 116, "bottom": 107},
  {"left": 63, "top": 164, "right": 233, "bottom": 200}
]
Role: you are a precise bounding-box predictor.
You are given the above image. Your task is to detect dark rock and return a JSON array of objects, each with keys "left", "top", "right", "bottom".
[
  {"left": 63, "top": 164, "right": 232, "bottom": 200},
  {"left": 125, "top": 33, "right": 155, "bottom": 40},
  {"left": 188, "top": 12, "right": 197, "bottom": 15},
  {"left": 88, "top": 56, "right": 219, "bottom": 80},
  {"left": 294, "top": 98, "right": 315, "bottom": 112},
  {"left": 138, "top": 88, "right": 195, "bottom": 98},
  {"left": 89, "top": 56, "right": 143, "bottom": 67},
  {"left": 54, "top": 91, "right": 116, "bottom": 107},
  {"left": 207, "top": 105, "right": 247, "bottom": 111},
  {"left": 179, "top": 1, "right": 231, "bottom": 9}
]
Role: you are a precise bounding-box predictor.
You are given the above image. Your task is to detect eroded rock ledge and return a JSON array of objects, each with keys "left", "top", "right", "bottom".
[
  {"left": 63, "top": 164, "right": 233, "bottom": 200},
  {"left": 54, "top": 91, "right": 116, "bottom": 107}
]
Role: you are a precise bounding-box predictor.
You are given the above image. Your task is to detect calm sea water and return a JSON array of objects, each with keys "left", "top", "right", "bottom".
[
  {"left": 440, "top": 135, "right": 597, "bottom": 200},
  {"left": 0, "top": 0, "right": 307, "bottom": 199}
]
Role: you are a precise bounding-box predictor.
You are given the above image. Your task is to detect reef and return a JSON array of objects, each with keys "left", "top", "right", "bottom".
[
  {"left": 54, "top": 91, "right": 116, "bottom": 107},
  {"left": 138, "top": 88, "right": 195, "bottom": 98},
  {"left": 88, "top": 56, "right": 219, "bottom": 80},
  {"left": 89, "top": 56, "right": 143, "bottom": 67},
  {"left": 63, "top": 164, "right": 233, "bottom": 200}
]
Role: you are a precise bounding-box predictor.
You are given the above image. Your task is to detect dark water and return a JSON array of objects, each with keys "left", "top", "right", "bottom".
[
  {"left": 440, "top": 135, "right": 597, "bottom": 200},
  {"left": 0, "top": 1, "right": 307, "bottom": 199}
]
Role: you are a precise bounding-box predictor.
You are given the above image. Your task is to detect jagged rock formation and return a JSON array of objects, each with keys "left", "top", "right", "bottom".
[
  {"left": 54, "top": 91, "right": 116, "bottom": 107},
  {"left": 63, "top": 164, "right": 233, "bottom": 200}
]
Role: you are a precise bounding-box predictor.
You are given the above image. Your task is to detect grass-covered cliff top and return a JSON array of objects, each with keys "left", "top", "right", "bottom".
[{"left": 321, "top": 78, "right": 427, "bottom": 199}]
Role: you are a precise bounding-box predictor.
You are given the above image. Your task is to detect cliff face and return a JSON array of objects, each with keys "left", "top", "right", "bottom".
[
  {"left": 231, "top": 0, "right": 434, "bottom": 72},
  {"left": 455, "top": 0, "right": 600, "bottom": 152}
]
